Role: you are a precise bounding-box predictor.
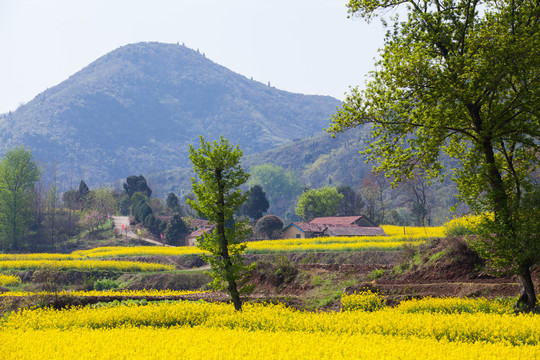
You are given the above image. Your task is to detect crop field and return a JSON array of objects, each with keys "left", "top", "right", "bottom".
[
  {"left": 0, "top": 289, "right": 208, "bottom": 298},
  {"left": 0, "top": 259, "right": 174, "bottom": 272},
  {"left": 0, "top": 225, "right": 444, "bottom": 265},
  {"left": 0, "top": 294, "right": 537, "bottom": 359}
]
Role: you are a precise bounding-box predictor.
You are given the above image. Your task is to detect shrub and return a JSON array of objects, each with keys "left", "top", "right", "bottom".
[
  {"left": 443, "top": 214, "right": 492, "bottom": 236},
  {"left": 93, "top": 278, "right": 119, "bottom": 291},
  {"left": 341, "top": 290, "right": 385, "bottom": 312}
]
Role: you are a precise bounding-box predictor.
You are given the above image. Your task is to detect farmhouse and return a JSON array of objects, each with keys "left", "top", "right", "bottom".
[
  {"left": 186, "top": 226, "right": 214, "bottom": 246},
  {"left": 282, "top": 215, "right": 385, "bottom": 239}
]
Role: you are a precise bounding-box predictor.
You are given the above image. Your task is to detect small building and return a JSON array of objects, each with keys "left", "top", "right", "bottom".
[
  {"left": 309, "top": 215, "right": 377, "bottom": 228},
  {"left": 323, "top": 226, "right": 386, "bottom": 237},
  {"left": 282, "top": 222, "right": 326, "bottom": 239},
  {"left": 186, "top": 226, "right": 213, "bottom": 246},
  {"left": 282, "top": 216, "right": 385, "bottom": 239}
]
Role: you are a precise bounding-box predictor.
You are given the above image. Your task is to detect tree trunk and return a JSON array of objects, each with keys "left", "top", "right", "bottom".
[
  {"left": 516, "top": 267, "right": 537, "bottom": 312},
  {"left": 216, "top": 168, "right": 242, "bottom": 311},
  {"left": 226, "top": 265, "right": 242, "bottom": 311}
]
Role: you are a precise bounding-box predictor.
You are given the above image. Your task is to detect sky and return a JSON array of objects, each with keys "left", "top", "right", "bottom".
[{"left": 0, "top": 0, "right": 389, "bottom": 114}]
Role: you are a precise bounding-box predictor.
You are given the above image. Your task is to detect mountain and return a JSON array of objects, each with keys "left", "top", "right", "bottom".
[{"left": 0, "top": 42, "right": 341, "bottom": 186}]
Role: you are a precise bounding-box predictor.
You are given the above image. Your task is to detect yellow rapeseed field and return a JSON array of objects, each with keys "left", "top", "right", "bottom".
[
  {"left": 0, "top": 273, "right": 21, "bottom": 286},
  {"left": 0, "top": 259, "right": 174, "bottom": 272},
  {"left": 0, "top": 299, "right": 537, "bottom": 359},
  {"left": 0, "top": 289, "right": 208, "bottom": 298}
]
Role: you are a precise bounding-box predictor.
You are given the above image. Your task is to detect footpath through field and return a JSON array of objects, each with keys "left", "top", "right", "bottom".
[{"left": 112, "top": 216, "right": 170, "bottom": 247}]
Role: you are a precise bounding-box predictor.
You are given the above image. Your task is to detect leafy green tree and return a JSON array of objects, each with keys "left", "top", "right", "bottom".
[
  {"left": 0, "top": 146, "right": 41, "bottom": 250},
  {"left": 240, "top": 185, "right": 270, "bottom": 220},
  {"left": 295, "top": 186, "right": 344, "bottom": 221},
  {"left": 328, "top": 0, "right": 540, "bottom": 310},
  {"left": 164, "top": 213, "right": 189, "bottom": 245},
  {"left": 188, "top": 136, "right": 253, "bottom": 311},
  {"left": 123, "top": 175, "right": 152, "bottom": 198},
  {"left": 88, "top": 187, "right": 117, "bottom": 218},
  {"left": 248, "top": 164, "right": 302, "bottom": 218},
  {"left": 75, "top": 180, "right": 90, "bottom": 210},
  {"left": 166, "top": 192, "right": 180, "bottom": 214}
]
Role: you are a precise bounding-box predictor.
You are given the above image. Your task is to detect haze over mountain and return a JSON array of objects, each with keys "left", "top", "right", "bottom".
[{"left": 0, "top": 42, "right": 340, "bottom": 186}]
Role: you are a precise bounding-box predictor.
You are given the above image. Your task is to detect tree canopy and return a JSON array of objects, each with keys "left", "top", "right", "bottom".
[
  {"left": 0, "top": 146, "right": 41, "bottom": 250},
  {"left": 241, "top": 185, "right": 270, "bottom": 220},
  {"left": 123, "top": 175, "right": 152, "bottom": 198},
  {"left": 295, "top": 187, "right": 344, "bottom": 222},
  {"left": 328, "top": 0, "right": 540, "bottom": 310}
]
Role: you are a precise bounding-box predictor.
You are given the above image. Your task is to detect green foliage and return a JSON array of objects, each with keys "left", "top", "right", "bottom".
[
  {"left": 0, "top": 146, "right": 41, "bottom": 250},
  {"left": 166, "top": 192, "right": 180, "bottom": 214},
  {"left": 470, "top": 187, "right": 540, "bottom": 275},
  {"left": 188, "top": 136, "right": 254, "bottom": 310},
  {"left": 329, "top": 0, "right": 540, "bottom": 310},
  {"left": 123, "top": 175, "right": 152, "bottom": 199},
  {"left": 295, "top": 186, "right": 344, "bottom": 221},
  {"left": 273, "top": 255, "right": 298, "bottom": 284},
  {"left": 75, "top": 180, "right": 90, "bottom": 209},
  {"left": 248, "top": 164, "right": 302, "bottom": 217},
  {"left": 368, "top": 269, "right": 386, "bottom": 281},
  {"left": 93, "top": 278, "right": 119, "bottom": 291},
  {"left": 164, "top": 213, "right": 188, "bottom": 246},
  {"left": 240, "top": 185, "right": 269, "bottom": 220}
]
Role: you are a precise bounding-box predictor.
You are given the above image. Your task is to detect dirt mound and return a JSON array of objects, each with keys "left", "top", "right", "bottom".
[{"left": 396, "top": 237, "right": 492, "bottom": 282}]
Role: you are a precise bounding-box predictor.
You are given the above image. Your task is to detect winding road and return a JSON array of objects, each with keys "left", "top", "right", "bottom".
[{"left": 112, "top": 216, "right": 170, "bottom": 247}]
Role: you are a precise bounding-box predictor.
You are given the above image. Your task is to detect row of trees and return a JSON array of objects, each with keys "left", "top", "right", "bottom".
[{"left": 247, "top": 163, "right": 453, "bottom": 226}]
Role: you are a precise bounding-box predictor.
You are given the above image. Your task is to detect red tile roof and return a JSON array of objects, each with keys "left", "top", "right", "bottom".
[
  {"left": 187, "top": 227, "right": 213, "bottom": 239},
  {"left": 291, "top": 222, "right": 326, "bottom": 233},
  {"left": 324, "top": 226, "right": 386, "bottom": 237},
  {"left": 309, "top": 216, "right": 365, "bottom": 226}
]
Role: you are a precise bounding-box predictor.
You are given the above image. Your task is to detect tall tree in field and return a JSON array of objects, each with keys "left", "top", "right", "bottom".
[
  {"left": 0, "top": 146, "right": 41, "bottom": 250},
  {"left": 188, "top": 136, "right": 253, "bottom": 311},
  {"left": 328, "top": 0, "right": 540, "bottom": 310}
]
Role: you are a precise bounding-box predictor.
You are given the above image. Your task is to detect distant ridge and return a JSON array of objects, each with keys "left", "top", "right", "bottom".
[{"left": 0, "top": 42, "right": 340, "bottom": 186}]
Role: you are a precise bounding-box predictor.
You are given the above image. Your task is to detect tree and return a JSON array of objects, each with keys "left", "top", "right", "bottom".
[
  {"left": 400, "top": 172, "right": 433, "bottom": 227},
  {"left": 166, "top": 192, "right": 180, "bottom": 214},
  {"left": 0, "top": 146, "right": 41, "bottom": 250},
  {"left": 336, "top": 185, "right": 364, "bottom": 216},
  {"left": 247, "top": 164, "right": 302, "bottom": 218},
  {"left": 328, "top": 0, "right": 540, "bottom": 310},
  {"left": 88, "top": 187, "right": 117, "bottom": 219},
  {"left": 164, "top": 213, "right": 189, "bottom": 245},
  {"left": 188, "top": 136, "right": 253, "bottom": 311},
  {"left": 240, "top": 185, "right": 270, "bottom": 220},
  {"left": 123, "top": 175, "right": 152, "bottom": 198},
  {"left": 75, "top": 180, "right": 90, "bottom": 210},
  {"left": 295, "top": 186, "right": 344, "bottom": 221},
  {"left": 253, "top": 215, "right": 284, "bottom": 239}
]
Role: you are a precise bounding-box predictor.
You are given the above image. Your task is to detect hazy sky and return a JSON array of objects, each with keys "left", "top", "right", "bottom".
[{"left": 0, "top": 0, "right": 388, "bottom": 114}]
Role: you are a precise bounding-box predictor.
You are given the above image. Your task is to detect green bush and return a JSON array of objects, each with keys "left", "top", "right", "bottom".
[{"left": 94, "top": 278, "right": 119, "bottom": 291}]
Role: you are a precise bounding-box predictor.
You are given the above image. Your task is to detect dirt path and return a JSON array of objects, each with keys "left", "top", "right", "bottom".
[{"left": 112, "top": 216, "right": 170, "bottom": 247}]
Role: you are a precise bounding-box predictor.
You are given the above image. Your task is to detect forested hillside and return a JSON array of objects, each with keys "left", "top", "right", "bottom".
[{"left": 0, "top": 42, "right": 340, "bottom": 186}]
